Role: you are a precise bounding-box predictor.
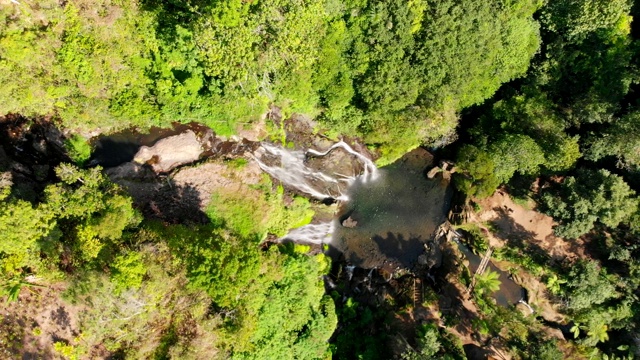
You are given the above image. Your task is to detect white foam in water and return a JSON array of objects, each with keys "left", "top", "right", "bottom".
[{"left": 345, "top": 265, "right": 355, "bottom": 281}]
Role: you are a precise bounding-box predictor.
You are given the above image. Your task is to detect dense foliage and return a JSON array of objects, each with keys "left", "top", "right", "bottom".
[
  {"left": 0, "top": 0, "right": 541, "bottom": 162},
  {"left": 0, "top": 161, "right": 335, "bottom": 358},
  {"left": 3, "top": 0, "right": 640, "bottom": 358},
  {"left": 448, "top": 0, "right": 640, "bottom": 356}
]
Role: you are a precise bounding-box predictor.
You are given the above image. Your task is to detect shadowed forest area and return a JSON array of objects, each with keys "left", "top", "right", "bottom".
[{"left": 2, "top": 0, "right": 640, "bottom": 359}]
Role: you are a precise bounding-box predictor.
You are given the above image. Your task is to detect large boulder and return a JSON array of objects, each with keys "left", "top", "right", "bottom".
[{"left": 133, "top": 130, "right": 203, "bottom": 173}]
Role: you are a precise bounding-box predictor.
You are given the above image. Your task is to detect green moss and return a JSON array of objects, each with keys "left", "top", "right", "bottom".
[{"left": 226, "top": 158, "right": 248, "bottom": 170}]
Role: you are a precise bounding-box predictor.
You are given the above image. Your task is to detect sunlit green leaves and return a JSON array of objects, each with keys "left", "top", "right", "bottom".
[
  {"left": 586, "top": 111, "right": 640, "bottom": 168},
  {"left": 454, "top": 145, "right": 500, "bottom": 199},
  {"left": 541, "top": 169, "right": 637, "bottom": 239},
  {"left": 541, "top": 0, "right": 631, "bottom": 40},
  {"left": 474, "top": 270, "right": 502, "bottom": 296}
]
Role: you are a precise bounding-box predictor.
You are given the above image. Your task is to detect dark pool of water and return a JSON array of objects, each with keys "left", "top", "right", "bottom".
[{"left": 331, "top": 149, "right": 452, "bottom": 271}]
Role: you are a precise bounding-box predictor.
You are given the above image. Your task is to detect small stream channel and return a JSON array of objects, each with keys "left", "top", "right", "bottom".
[{"left": 454, "top": 239, "right": 525, "bottom": 307}]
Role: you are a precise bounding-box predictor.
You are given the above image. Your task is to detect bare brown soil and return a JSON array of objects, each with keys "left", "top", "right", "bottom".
[{"left": 475, "top": 190, "right": 587, "bottom": 261}]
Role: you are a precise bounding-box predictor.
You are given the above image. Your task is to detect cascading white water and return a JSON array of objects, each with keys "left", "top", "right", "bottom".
[
  {"left": 518, "top": 299, "right": 535, "bottom": 314},
  {"left": 306, "top": 141, "right": 378, "bottom": 183},
  {"left": 253, "top": 141, "right": 377, "bottom": 203},
  {"left": 253, "top": 140, "right": 378, "bottom": 246},
  {"left": 345, "top": 265, "right": 356, "bottom": 281},
  {"left": 278, "top": 222, "right": 335, "bottom": 245}
]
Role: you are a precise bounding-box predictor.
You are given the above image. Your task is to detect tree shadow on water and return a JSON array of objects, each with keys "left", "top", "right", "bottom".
[
  {"left": 90, "top": 139, "right": 140, "bottom": 168},
  {"left": 370, "top": 232, "right": 425, "bottom": 270}
]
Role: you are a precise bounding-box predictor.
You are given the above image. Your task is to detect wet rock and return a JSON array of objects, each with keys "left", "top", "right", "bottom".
[
  {"left": 32, "top": 139, "right": 47, "bottom": 155},
  {"left": 342, "top": 216, "right": 358, "bottom": 228},
  {"left": 11, "top": 162, "right": 32, "bottom": 175},
  {"left": 427, "top": 160, "right": 457, "bottom": 180},
  {"left": 210, "top": 138, "right": 260, "bottom": 158},
  {"left": 0, "top": 146, "right": 9, "bottom": 170},
  {"left": 305, "top": 146, "right": 365, "bottom": 179},
  {"left": 417, "top": 241, "right": 442, "bottom": 269},
  {"left": 542, "top": 326, "right": 565, "bottom": 341},
  {"left": 426, "top": 166, "right": 440, "bottom": 179},
  {"left": 105, "top": 162, "right": 156, "bottom": 180},
  {"left": 516, "top": 302, "right": 535, "bottom": 316},
  {"left": 398, "top": 147, "right": 434, "bottom": 171},
  {"left": 268, "top": 105, "right": 283, "bottom": 123},
  {"left": 133, "top": 130, "right": 203, "bottom": 173}
]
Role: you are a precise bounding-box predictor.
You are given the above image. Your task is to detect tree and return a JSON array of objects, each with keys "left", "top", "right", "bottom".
[
  {"left": 414, "top": 0, "right": 541, "bottom": 110},
  {"left": 163, "top": 224, "right": 261, "bottom": 309},
  {"left": 233, "top": 252, "right": 336, "bottom": 360},
  {"left": 477, "top": 93, "right": 581, "bottom": 172},
  {"left": 540, "top": 0, "right": 631, "bottom": 40},
  {"left": 528, "top": 339, "right": 564, "bottom": 360},
  {"left": 586, "top": 111, "right": 640, "bottom": 168},
  {"left": 454, "top": 145, "right": 500, "bottom": 199},
  {"left": 474, "top": 269, "right": 502, "bottom": 296},
  {"left": 401, "top": 325, "right": 441, "bottom": 360},
  {"left": 540, "top": 169, "right": 637, "bottom": 239},
  {"left": 488, "top": 134, "right": 546, "bottom": 184},
  {"left": 564, "top": 260, "right": 617, "bottom": 312},
  {"left": 534, "top": 0, "right": 634, "bottom": 127},
  {"left": 45, "top": 164, "right": 140, "bottom": 263},
  {"left": 0, "top": 188, "right": 57, "bottom": 278}
]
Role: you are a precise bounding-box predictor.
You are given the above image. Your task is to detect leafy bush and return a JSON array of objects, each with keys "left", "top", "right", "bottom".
[
  {"left": 474, "top": 270, "right": 502, "bottom": 297},
  {"left": 206, "top": 184, "right": 314, "bottom": 239},
  {"left": 64, "top": 135, "right": 92, "bottom": 166},
  {"left": 110, "top": 252, "right": 146, "bottom": 294},
  {"left": 456, "top": 224, "right": 489, "bottom": 254}
]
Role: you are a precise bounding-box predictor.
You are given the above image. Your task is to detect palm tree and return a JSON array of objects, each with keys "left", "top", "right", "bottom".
[
  {"left": 545, "top": 273, "right": 566, "bottom": 295},
  {"left": 474, "top": 269, "right": 501, "bottom": 296}
]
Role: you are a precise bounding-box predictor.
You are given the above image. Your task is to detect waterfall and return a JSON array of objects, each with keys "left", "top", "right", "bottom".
[
  {"left": 345, "top": 265, "right": 356, "bottom": 281},
  {"left": 306, "top": 141, "right": 378, "bottom": 182},
  {"left": 254, "top": 140, "right": 378, "bottom": 246},
  {"left": 253, "top": 141, "right": 377, "bottom": 202},
  {"left": 518, "top": 299, "right": 535, "bottom": 314},
  {"left": 278, "top": 222, "right": 335, "bottom": 245}
]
